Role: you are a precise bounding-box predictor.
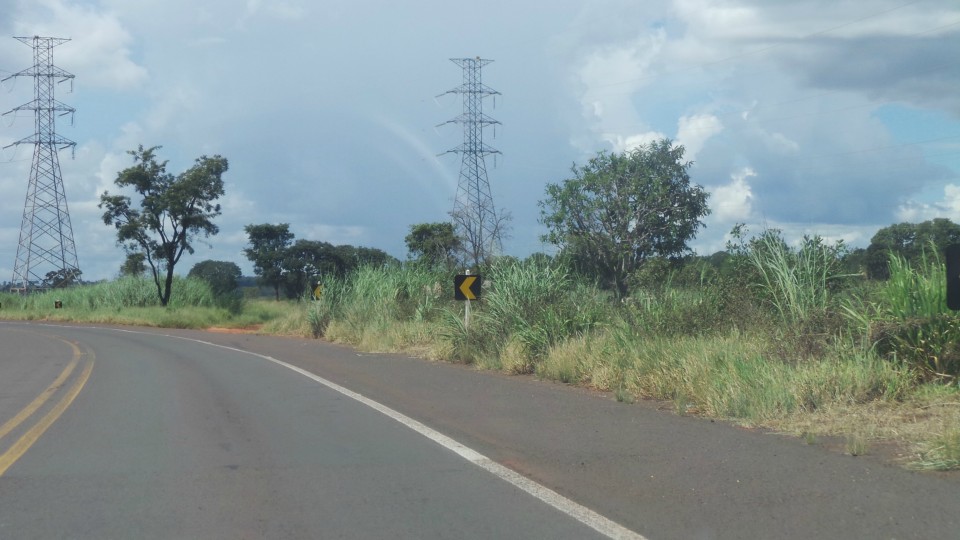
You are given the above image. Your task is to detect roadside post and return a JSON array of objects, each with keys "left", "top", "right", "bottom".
[{"left": 454, "top": 270, "right": 482, "bottom": 330}]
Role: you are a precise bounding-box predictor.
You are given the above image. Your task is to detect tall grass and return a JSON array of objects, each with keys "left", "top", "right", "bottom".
[
  {"left": 879, "top": 249, "right": 947, "bottom": 319},
  {"left": 319, "top": 265, "right": 448, "bottom": 351},
  {"left": 863, "top": 249, "right": 960, "bottom": 381},
  {"left": 0, "top": 276, "right": 238, "bottom": 328},
  {"left": 746, "top": 234, "right": 849, "bottom": 326},
  {"left": 619, "top": 284, "right": 734, "bottom": 337},
  {"left": 0, "top": 276, "right": 220, "bottom": 310},
  {"left": 438, "top": 258, "right": 612, "bottom": 371},
  {"left": 539, "top": 328, "right": 910, "bottom": 421}
]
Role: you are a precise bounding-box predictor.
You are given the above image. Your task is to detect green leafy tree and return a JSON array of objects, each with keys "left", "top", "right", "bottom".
[
  {"left": 281, "top": 240, "right": 344, "bottom": 299},
  {"left": 119, "top": 252, "right": 147, "bottom": 277},
  {"left": 405, "top": 222, "right": 462, "bottom": 268},
  {"left": 865, "top": 218, "right": 960, "bottom": 279},
  {"left": 244, "top": 223, "right": 295, "bottom": 300},
  {"left": 338, "top": 245, "right": 397, "bottom": 269},
  {"left": 99, "top": 145, "right": 228, "bottom": 306},
  {"left": 539, "top": 139, "right": 709, "bottom": 296},
  {"left": 42, "top": 268, "right": 82, "bottom": 288},
  {"left": 187, "top": 260, "right": 242, "bottom": 296}
]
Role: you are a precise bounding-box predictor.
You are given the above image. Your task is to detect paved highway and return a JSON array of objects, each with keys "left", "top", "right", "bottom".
[{"left": 1, "top": 321, "right": 959, "bottom": 539}]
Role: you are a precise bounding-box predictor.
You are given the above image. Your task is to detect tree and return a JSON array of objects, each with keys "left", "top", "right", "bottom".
[
  {"left": 539, "top": 139, "right": 709, "bottom": 296},
  {"left": 43, "top": 268, "right": 82, "bottom": 288},
  {"left": 187, "top": 260, "right": 242, "bottom": 297},
  {"left": 119, "top": 252, "right": 147, "bottom": 277},
  {"left": 338, "top": 245, "right": 397, "bottom": 269},
  {"left": 864, "top": 218, "right": 960, "bottom": 279},
  {"left": 244, "top": 223, "right": 295, "bottom": 300},
  {"left": 281, "top": 240, "right": 344, "bottom": 299},
  {"left": 99, "top": 145, "right": 228, "bottom": 306},
  {"left": 405, "top": 222, "right": 462, "bottom": 268}
]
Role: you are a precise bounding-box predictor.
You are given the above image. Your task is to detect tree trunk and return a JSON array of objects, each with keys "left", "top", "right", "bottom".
[{"left": 161, "top": 266, "right": 175, "bottom": 306}]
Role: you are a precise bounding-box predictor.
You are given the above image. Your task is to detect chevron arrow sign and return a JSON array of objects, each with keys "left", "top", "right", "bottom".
[{"left": 454, "top": 274, "right": 482, "bottom": 301}]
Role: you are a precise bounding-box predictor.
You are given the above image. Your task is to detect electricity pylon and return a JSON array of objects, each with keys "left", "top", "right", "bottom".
[
  {"left": 438, "top": 57, "right": 503, "bottom": 268},
  {"left": 2, "top": 36, "right": 81, "bottom": 292}
]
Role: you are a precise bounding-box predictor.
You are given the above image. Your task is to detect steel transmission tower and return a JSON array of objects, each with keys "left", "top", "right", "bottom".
[
  {"left": 2, "top": 36, "right": 81, "bottom": 292},
  {"left": 438, "top": 57, "right": 502, "bottom": 267}
]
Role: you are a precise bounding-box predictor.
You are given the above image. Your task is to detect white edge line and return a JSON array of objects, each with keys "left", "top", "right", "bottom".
[{"left": 27, "top": 323, "right": 648, "bottom": 540}]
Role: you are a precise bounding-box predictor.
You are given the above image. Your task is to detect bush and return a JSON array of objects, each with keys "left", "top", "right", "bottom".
[
  {"left": 871, "top": 315, "right": 960, "bottom": 382},
  {"left": 619, "top": 282, "right": 737, "bottom": 337},
  {"left": 855, "top": 248, "right": 960, "bottom": 382}
]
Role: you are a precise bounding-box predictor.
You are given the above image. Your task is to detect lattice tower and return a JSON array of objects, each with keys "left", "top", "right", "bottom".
[
  {"left": 438, "top": 57, "right": 501, "bottom": 267},
  {"left": 2, "top": 36, "right": 80, "bottom": 292}
]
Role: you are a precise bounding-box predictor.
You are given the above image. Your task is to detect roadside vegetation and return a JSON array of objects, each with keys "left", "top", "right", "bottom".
[
  {"left": 3, "top": 235, "right": 958, "bottom": 471},
  {"left": 3, "top": 138, "right": 958, "bottom": 472},
  {"left": 313, "top": 237, "right": 959, "bottom": 471}
]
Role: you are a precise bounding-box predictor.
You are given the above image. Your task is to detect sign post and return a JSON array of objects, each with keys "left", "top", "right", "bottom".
[
  {"left": 465, "top": 273, "right": 471, "bottom": 331},
  {"left": 454, "top": 271, "right": 482, "bottom": 330}
]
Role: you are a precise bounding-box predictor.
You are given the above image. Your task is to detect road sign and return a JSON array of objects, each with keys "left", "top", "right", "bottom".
[
  {"left": 946, "top": 244, "right": 960, "bottom": 310},
  {"left": 454, "top": 274, "right": 481, "bottom": 301},
  {"left": 313, "top": 283, "right": 323, "bottom": 301}
]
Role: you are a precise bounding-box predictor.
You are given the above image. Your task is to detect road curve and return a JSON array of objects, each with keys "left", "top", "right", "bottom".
[
  {"left": 0, "top": 323, "right": 620, "bottom": 539},
  {"left": 2, "top": 321, "right": 960, "bottom": 539}
]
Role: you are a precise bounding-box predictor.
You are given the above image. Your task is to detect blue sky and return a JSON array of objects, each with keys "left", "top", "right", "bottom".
[{"left": 0, "top": 0, "right": 958, "bottom": 281}]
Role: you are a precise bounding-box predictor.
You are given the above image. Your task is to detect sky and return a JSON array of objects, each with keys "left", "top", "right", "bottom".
[{"left": 0, "top": 0, "right": 958, "bottom": 282}]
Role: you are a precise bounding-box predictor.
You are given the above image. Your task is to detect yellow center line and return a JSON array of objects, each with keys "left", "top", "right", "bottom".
[
  {"left": 0, "top": 349, "right": 95, "bottom": 477},
  {"left": 0, "top": 343, "right": 81, "bottom": 442}
]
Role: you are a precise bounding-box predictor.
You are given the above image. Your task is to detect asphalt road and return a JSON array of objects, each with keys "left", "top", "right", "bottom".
[{"left": 1, "top": 321, "right": 959, "bottom": 539}]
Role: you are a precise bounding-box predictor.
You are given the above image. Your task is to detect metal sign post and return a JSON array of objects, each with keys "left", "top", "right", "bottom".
[
  {"left": 465, "top": 272, "right": 471, "bottom": 331},
  {"left": 454, "top": 270, "right": 482, "bottom": 330}
]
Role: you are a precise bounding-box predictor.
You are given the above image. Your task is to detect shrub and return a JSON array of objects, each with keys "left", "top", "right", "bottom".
[
  {"left": 862, "top": 248, "right": 960, "bottom": 382},
  {"left": 871, "top": 315, "right": 960, "bottom": 382}
]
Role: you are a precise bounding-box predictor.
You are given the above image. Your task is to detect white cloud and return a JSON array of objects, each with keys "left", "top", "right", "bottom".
[
  {"left": 10, "top": 0, "right": 147, "bottom": 90},
  {"left": 143, "top": 84, "right": 202, "bottom": 135},
  {"left": 710, "top": 167, "right": 755, "bottom": 222},
  {"left": 765, "top": 131, "right": 800, "bottom": 154},
  {"left": 671, "top": 0, "right": 763, "bottom": 41},
  {"left": 676, "top": 113, "right": 723, "bottom": 160},
  {"left": 897, "top": 184, "right": 960, "bottom": 223},
  {"left": 607, "top": 131, "right": 668, "bottom": 154},
  {"left": 604, "top": 113, "right": 723, "bottom": 158},
  {"left": 574, "top": 29, "right": 667, "bottom": 152},
  {"left": 300, "top": 224, "right": 368, "bottom": 246}
]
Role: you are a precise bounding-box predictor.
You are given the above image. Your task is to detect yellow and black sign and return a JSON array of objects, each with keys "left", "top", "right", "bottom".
[
  {"left": 454, "top": 274, "right": 481, "bottom": 301},
  {"left": 313, "top": 283, "right": 323, "bottom": 301}
]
